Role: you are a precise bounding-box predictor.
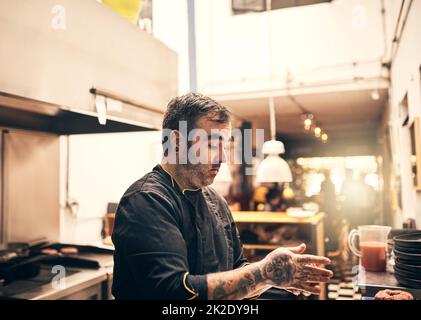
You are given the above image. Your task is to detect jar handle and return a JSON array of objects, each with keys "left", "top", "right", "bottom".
[{"left": 348, "top": 229, "right": 361, "bottom": 257}]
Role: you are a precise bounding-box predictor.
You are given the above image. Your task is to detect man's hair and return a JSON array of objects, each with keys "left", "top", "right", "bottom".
[{"left": 162, "top": 93, "right": 231, "bottom": 147}]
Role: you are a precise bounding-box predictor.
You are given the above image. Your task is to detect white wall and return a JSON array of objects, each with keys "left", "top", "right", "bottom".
[
  {"left": 387, "top": 0, "right": 421, "bottom": 228},
  {"left": 195, "top": 0, "right": 389, "bottom": 97},
  {"left": 60, "top": 131, "right": 163, "bottom": 244},
  {"left": 153, "top": 0, "right": 191, "bottom": 94}
]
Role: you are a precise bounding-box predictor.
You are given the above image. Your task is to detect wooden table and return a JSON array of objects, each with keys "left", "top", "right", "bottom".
[{"left": 232, "top": 211, "right": 325, "bottom": 256}]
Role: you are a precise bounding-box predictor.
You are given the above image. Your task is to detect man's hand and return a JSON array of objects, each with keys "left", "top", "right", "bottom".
[
  {"left": 207, "top": 243, "right": 332, "bottom": 299},
  {"left": 261, "top": 243, "right": 333, "bottom": 295}
]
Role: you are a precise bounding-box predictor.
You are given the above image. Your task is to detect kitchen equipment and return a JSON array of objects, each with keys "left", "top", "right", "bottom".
[
  {"left": 348, "top": 225, "right": 392, "bottom": 272},
  {"left": 0, "top": 239, "right": 51, "bottom": 284},
  {"left": 396, "top": 257, "right": 421, "bottom": 266},
  {"left": 392, "top": 232, "right": 421, "bottom": 288},
  {"left": 394, "top": 274, "right": 421, "bottom": 289},
  {"left": 0, "top": 254, "right": 47, "bottom": 285},
  {"left": 394, "top": 265, "right": 421, "bottom": 281},
  {"left": 394, "top": 249, "right": 421, "bottom": 262},
  {"left": 394, "top": 244, "right": 421, "bottom": 254},
  {"left": 393, "top": 232, "right": 421, "bottom": 250},
  {"left": 32, "top": 243, "right": 114, "bottom": 269},
  {"left": 394, "top": 262, "right": 421, "bottom": 273},
  {"left": 0, "top": 240, "right": 48, "bottom": 263},
  {"left": 0, "top": 242, "right": 114, "bottom": 287}
]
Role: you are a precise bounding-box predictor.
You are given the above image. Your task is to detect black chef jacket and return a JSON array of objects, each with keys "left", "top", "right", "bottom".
[{"left": 111, "top": 164, "right": 248, "bottom": 300}]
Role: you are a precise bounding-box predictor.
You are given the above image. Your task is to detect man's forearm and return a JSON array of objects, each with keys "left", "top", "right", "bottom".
[{"left": 207, "top": 261, "right": 269, "bottom": 300}]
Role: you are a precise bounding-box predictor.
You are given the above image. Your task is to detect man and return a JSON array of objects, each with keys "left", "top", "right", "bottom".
[{"left": 112, "top": 93, "right": 333, "bottom": 300}]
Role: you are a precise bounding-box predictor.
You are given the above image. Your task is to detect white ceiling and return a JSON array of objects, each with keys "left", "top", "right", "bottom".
[{"left": 219, "top": 88, "right": 388, "bottom": 139}]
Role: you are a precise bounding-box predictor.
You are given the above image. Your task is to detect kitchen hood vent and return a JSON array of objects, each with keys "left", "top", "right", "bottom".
[
  {"left": 0, "top": 91, "right": 162, "bottom": 135},
  {"left": 0, "top": 0, "right": 177, "bottom": 135}
]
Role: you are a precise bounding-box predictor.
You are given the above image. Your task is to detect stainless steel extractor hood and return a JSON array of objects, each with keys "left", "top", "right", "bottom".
[
  {"left": 0, "top": 0, "right": 178, "bottom": 134},
  {"left": 0, "top": 89, "right": 163, "bottom": 134}
]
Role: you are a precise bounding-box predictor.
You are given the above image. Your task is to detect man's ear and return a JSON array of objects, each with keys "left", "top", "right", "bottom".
[
  {"left": 171, "top": 130, "right": 189, "bottom": 153},
  {"left": 170, "top": 130, "right": 180, "bottom": 153}
]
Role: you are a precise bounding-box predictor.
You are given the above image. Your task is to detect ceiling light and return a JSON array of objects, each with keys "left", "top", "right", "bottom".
[
  {"left": 314, "top": 127, "right": 321, "bottom": 137},
  {"left": 256, "top": 154, "right": 292, "bottom": 183},
  {"left": 255, "top": 97, "right": 293, "bottom": 183},
  {"left": 371, "top": 90, "right": 380, "bottom": 100},
  {"left": 302, "top": 113, "right": 314, "bottom": 131}
]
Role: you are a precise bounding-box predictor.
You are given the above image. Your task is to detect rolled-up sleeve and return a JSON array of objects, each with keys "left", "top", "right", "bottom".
[{"left": 112, "top": 191, "right": 208, "bottom": 299}]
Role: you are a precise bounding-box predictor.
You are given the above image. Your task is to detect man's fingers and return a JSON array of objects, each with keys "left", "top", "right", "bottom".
[
  {"left": 283, "top": 288, "right": 301, "bottom": 296},
  {"left": 283, "top": 287, "right": 313, "bottom": 297},
  {"left": 295, "top": 283, "right": 321, "bottom": 295},
  {"left": 284, "top": 287, "right": 312, "bottom": 297},
  {"left": 303, "top": 265, "right": 334, "bottom": 278},
  {"left": 296, "top": 254, "right": 331, "bottom": 265},
  {"left": 304, "top": 276, "right": 332, "bottom": 283},
  {"left": 286, "top": 243, "right": 306, "bottom": 254}
]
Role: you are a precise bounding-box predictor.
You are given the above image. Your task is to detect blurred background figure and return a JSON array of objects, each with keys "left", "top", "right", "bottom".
[
  {"left": 263, "top": 183, "right": 298, "bottom": 212},
  {"left": 360, "top": 173, "right": 377, "bottom": 225},
  {"left": 340, "top": 169, "right": 375, "bottom": 228},
  {"left": 320, "top": 169, "right": 338, "bottom": 248},
  {"left": 265, "top": 183, "right": 283, "bottom": 212},
  {"left": 320, "top": 169, "right": 337, "bottom": 217}
]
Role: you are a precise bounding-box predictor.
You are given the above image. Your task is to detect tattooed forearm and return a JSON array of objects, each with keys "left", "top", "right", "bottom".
[
  {"left": 208, "top": 263, "right": 269, "bottom": 300},
  {"left": 207, "top": 245, "right": 333, "bottom": 299}
]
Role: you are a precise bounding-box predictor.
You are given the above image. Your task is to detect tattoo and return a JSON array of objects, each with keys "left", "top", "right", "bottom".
[
  {"left": 294, "top": 264, "right": 312, "bottom": 282},
  {"left": 212, "top": 280, "right": 229, "bottom": 300},
  {"left": 262, "top": 255, "right": 295, "bottom": 286},
  {"left": 252, "top": 265, "right": 265, "bottom": 284},
  {"left": 208, "top": 264, "right": 266, "bottom": 300}
]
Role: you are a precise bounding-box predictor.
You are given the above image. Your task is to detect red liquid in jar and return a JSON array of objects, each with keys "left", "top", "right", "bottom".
[{"left": 360, "top": 242, "right": 387, "bottom": 272}]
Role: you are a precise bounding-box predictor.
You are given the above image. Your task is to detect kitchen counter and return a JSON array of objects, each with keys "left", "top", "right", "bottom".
[
  {"left": 0, "top": 254, "right": 114, "bottom": 300},
  {"left": 357, "top": 266, "right": 421, "bottom": 299}
]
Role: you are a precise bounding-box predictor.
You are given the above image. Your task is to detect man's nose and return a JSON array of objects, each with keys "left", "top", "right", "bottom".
[{"left": 220, "top": 145, "right": 228, "bottom": 163}]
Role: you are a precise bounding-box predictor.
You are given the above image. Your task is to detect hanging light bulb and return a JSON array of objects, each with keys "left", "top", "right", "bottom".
[
  {"left": 256, "top": 153, "right": 293, "bottom": 183},
  {"left": 371, "top": 89, "right": 380, "bottom": 101},
  {"left": 321, "top": 133, "right": 328, "bottom": 143},
  {"left": 255, "top": 97, "right": 293, "bottom": 183},
  {"left": 301, "top": 113, "right": 314, "bottom": 131},
  {"left": 282, "top": 182, "right": 295, "bottom": 200},
  {"left": 314, "top": 126, "right": 322, "bottom": 138}
]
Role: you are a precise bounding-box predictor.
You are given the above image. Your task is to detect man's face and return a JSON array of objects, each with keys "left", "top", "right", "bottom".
[{"left": 181, "top": 116, "right": 231, "bottom": 188}]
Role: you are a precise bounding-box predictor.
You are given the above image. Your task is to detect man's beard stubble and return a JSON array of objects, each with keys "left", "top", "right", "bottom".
[{"left": 175, "top": 163, "right": 216, "bottom": 189}]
